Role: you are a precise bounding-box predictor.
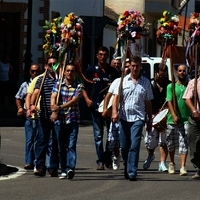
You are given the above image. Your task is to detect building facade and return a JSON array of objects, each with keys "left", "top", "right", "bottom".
[{"left": 0, "top": 0, "right": 199, "bottom": 107}]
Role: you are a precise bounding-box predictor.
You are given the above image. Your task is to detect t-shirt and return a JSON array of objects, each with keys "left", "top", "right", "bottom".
[
  {"left": 85, "top": 64, "right": 120, "bottom": 110},
  {"left": 166, "top": 83, "right": 190, "bottom": 124}
]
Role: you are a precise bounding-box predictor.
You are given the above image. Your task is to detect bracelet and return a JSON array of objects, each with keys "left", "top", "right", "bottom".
[
  {"left": 192, "top": 110, "right": 198, "bottom": 113},
  {"left": 18, "top": 106, "right": 22, "bottom": 109}
]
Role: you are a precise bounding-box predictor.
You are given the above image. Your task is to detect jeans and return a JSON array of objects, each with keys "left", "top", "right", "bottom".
[
  {"left": 90, "top": 109, "right": 111, "bottom": 165},
  {"left": 24, "top": 118, "right": 37, "bottom": 165},
  {"left": 188, "top": 117, "right": 200, "bottom": 168},
  {"left": 35, "top": 118, "right": 59, "bottom": 172},
  {"left": 119, "top": 119, "right": 144, "bottom": 178},
  {"left": 54, "top": 122, "right": 79, "bottom": 173}
]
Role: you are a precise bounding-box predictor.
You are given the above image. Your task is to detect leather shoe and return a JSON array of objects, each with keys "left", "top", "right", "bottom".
[
  {"left": 97, "top": 164, "right": 105, "bottom": 170},
  {"left": 129, "top": 177, "right": 137, "bottom": 181},
  {"left": 24, "top": 164, "right": 34, "bottom": 170},
  {"left": 34, "top": 168, "right": 46, "bottom": 177},
  {"left": 49, "top": 169, "right": 58, "bottom": 177}
]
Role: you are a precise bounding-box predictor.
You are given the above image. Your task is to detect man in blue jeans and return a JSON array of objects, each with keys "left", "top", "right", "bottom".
[
  {"left": 51, "top": 63, "right": 83, "bottom": 179},
  {"left": 85, "top": 46, "right": 119, "bottom": 170},
  {"left": 15, "top": 63, "right": 40, "bottom": 169},
  {"left": 30, "top": 56, "right": 59, "bottom": 177},
  {"left": 112, "top": 56, "right": 153, "bottom": 181}
]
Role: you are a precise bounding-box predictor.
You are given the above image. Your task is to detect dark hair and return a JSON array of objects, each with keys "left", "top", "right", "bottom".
[
  {"left": 154, "top": 64, "right": 168, "bottom": 73},
  {"left": 65, "top": 63, "right": 76, "bottom": 70},
  {"left": 130, "top": 56, "right": 142, "bottom": 64},
  {"left": 30, "top": 63, "right": 40, "bottom": 68},
  {"left": 97, "top": 46, "right": 109, "bottom": 54},
  {"left": 45, "top": 56, "right": 57, "bottom": 65}
]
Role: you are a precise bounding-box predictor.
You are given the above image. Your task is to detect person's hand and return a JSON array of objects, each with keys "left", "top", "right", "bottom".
[
  {"left": 51, "top": 104, "right": 59, "bottom": 112},
  {"left": 192, "top": 110, "right": 200, "bottom": 121},
  {"left": 26, "top": 109, "right": 32, "bottom": 118},
  {"left": 111, "top": 111, "right": 118, "bottom": 123},
  {"left": 172, "top": 114, "right": 179, "bottom": 125},
  {"left": 85, "top": 99, "right": 93, "bottom": 107},
  {"left": 50, "top": 112, "right": 58, "bottom": 122},
  {"left": 17, "top": 107, "right": 24, "bottom": 117},
  {"left": 29, "top": 105, "right": 38, "bottom": 113}
]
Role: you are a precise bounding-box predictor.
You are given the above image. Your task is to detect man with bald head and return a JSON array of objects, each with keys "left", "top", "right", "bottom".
[{"left": 165, "top": 64, "right": 190, "bottom": 176}]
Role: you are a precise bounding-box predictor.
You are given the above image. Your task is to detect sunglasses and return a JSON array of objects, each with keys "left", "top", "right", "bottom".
[
  {"left": 31, "top": 70, "right": 40, "bottom": 73},
  {"left": 48, "top": 63, "right": 56, "bottom": 67}
]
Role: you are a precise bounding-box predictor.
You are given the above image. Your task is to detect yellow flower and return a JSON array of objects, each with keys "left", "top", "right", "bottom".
[{"left": 52, "top": 29, "right": 56, "bottom": 34}]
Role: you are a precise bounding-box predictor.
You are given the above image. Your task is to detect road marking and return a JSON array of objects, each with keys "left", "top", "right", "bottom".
[{"left": 0, "top": 165, "right": 26, "bottom": 181}]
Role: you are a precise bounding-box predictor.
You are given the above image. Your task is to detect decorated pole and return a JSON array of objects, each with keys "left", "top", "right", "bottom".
[
  {"left": 114, "top": 9, "right": 149, "bottom": 106},
  {"left": 42, "top": 13, "right": 87, "bottom": 105},
  {"left": 186, "top": 12, "right": 200, "bottom": 109},
  {"left": 156, "top": 11, "right": 181, "bottom": 113}
]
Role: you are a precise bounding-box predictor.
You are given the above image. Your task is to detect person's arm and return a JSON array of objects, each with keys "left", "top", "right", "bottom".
[
  {"left": 102, "top": 92, "right": 112, "bottom": 118},
  {"left": 82, "top": 89, "right": 93, "bottom": 107},
  {"left": 145, "top": 100, "right": 152, "bottom": 132},
  {"left": 29, "top": 88, "right": 40, "bottom": 113},
  {"left": 185, "top": 98, "right": 200, "bottom": 120},
  {"left": 111, "top": 94, "right": 119, "bottom": 123},
  {"left": 168, "top": 100, "right": 179, "bottom": 124},
  {"left": 15, "top": 98, "right": 24, "bottom": 116}
]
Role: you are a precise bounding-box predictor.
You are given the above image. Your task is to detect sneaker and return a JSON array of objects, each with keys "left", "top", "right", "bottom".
[
  {"left": 168, "top": 162, "right": 175, "bottom": 174},
  {"left": 97, "top": 163, "right": 105, "bottom": 170},
  {"left": 67, "top": 169, "right": 75, "bottom": 179},
  {"left": 33, "top": 166, "right": 37, "bottom": 173},
  {"left": 158, "top": 162, "right": 168, "bottom": 172},
  {"left": 59, "top": 172, "right": 67, "bottom": 180},
  {"left": 112, "top": 155, "right": 121, "bottom": 170},
  {"left": 192, "top": 173, "right": 200, "bottom": 179},
  {"left": 143, "top": 154, "right": 155, "bottom": 170},
  {"left": 180, "top": 167, "right": 187, "bottom": 176}
]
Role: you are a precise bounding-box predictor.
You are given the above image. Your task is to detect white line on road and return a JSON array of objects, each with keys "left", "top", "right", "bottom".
[{"left": 0, "top": 165, "right": 26, "bottom": 181}]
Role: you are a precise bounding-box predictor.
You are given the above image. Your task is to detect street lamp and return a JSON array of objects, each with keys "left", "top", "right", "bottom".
[{"left": 24, "top": 0, "right": 33, "bottom": 81}]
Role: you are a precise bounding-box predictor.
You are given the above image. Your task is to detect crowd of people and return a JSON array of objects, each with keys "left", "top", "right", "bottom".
[{"left": 15, "top": 46, "right": 200, "bottom": 181}]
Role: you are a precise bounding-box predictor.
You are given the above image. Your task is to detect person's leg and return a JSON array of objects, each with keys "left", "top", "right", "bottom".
[
  {"left": 179, "top": 123, "right": 188, "bottom": 175},
  {"left": 119, "top": 119, "right": 130, "bottom": 179},
  {"left": 34, "top": 118, "right": 51, "bottom": 175},
  {"left": 127, "top": 120, "right": 144, "bottom": 180},
  {"left": 143, "top": 128, "right": 158, "bottom": 170},
  {"left": 24, "top": 118, "right": 35, "bottom": 168},
  {"left": 109, "top": 122, "right": 120, "bottom": 170},
  {"left": 66, "top": 122, "right": 79, "bottom": 179},
  {"left": 166, "top": 124, "right": 177, "bottom": 174},
  {"left": 90, "top": 109, "right": 105, "bottom": 168}
]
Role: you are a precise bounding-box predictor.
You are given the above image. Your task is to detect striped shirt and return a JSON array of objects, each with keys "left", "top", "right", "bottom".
[
  {"left": 113, "top": 74, "right": 154, "bottom": 122},
  {"left": 35, "top": 71, "right": 57, "bottom": 118},
  {"left": 52, "top": 80, "right": 83, "bottom": 124}
]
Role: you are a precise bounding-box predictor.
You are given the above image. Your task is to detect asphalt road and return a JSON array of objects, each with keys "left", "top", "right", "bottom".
[{"left": 0, "top": 126, "right": 199, "bottom": 200}]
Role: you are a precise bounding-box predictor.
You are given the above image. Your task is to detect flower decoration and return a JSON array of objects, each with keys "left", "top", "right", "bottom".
[
  {"left": 42, "top": 17, "right": 62, "bottom": 57},
  {"left": 157, "top": 11, "right": 181, "bottom": 45},
  {"left": 188, "top": 12, "right": 200, "bottom": 38},
  {"left": 60, "top": 12, "right": 84, "bottom": 49},
  {"left": 117, "top": 10, "right": 148, "bottom": 42}
]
